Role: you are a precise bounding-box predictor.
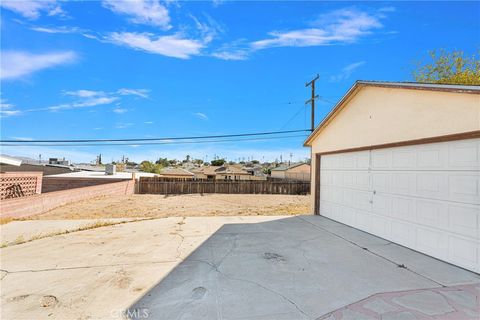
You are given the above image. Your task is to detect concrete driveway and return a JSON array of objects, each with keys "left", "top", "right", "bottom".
[{"left": 1, "top": 216, "right": 479, "bottom": 320}]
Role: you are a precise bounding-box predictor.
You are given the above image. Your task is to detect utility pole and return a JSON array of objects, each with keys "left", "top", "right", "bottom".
[{"left": 305, "top": 74, "right": 320, "bottom": 132}]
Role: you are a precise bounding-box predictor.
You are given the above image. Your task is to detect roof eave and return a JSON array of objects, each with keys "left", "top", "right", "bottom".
[
  {"left": 303, "top": 80, "right": 480, "bottom": 147},
  {"left": 303, "top": 81, "right": 362, "bottom": 147}
]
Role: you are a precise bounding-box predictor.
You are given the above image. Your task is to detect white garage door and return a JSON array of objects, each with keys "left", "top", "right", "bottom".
[{"left": 319, "top": 138, "right": 480, "bottom": 273}]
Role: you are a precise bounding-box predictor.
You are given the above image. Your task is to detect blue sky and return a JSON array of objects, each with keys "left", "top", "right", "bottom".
[{"left": 1, "top": 1, "right": 479, "bottom": 163}]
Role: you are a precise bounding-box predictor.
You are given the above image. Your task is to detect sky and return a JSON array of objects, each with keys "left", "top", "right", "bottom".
[{"left": 1, "top": 1, "right": 479, "bottom": 164}]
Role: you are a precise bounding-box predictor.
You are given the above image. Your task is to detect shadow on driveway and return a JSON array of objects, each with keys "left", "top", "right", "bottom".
[{"left": 127, "top": 216, "right": 480, "bottom": 320}]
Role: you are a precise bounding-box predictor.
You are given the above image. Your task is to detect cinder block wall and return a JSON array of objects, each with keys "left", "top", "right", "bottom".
[
  {"left": 0, "top": 180, "right": 135, "bottom": 219},
  {"left": 42, "top": 177, "right": 129, "bottom": 193}
]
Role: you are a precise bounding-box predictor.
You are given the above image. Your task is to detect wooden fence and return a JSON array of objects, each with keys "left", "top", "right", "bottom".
[{"left": 139, "top": 177, "right": 310, "bottom": 195}]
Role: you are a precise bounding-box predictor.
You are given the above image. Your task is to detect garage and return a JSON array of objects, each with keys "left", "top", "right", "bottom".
[{"left": 304, "top": 81, "right": 480, "bottom": 273}]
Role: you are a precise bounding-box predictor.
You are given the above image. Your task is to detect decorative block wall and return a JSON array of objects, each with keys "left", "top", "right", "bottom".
[{"left": 0, "top": 172, "right": 43, "bottom": 200}]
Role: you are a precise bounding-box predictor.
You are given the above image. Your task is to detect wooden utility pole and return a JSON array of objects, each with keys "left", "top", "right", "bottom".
[{"left": 305, "top": 74, "right": 319, "bottom": 132}]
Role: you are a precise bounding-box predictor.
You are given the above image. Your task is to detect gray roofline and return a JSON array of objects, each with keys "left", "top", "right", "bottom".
[{"left": 356, "top": 80, "right": 480, "bottom": 92}]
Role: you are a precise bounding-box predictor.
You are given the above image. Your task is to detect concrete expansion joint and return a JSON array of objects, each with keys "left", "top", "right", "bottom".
[{"left": 296, "top": 217, "right": 447, "bottom": 288}]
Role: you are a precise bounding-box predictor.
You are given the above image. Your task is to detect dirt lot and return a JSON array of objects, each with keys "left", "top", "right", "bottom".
[{"left": 31, "top": 194, "right": 311, "bottom": 220}]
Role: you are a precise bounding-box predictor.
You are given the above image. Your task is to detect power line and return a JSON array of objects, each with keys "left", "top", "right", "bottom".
[
  {"left": 279, "top": 104, "right": 306, "bottom": 130},
  {"left": 0, "top": 129, "right": 310, "bottom": 144},
  {"left": 0, "top": 134, "right": 309, "bottom": 147}
]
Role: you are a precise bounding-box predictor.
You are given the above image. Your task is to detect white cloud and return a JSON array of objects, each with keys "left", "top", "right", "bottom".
[
  {"left": 113, "top": 107, "right": 128, "bottom": 114},
  {"left": 64, "top": 90, "right": 105, "bottom": 98},
  {"left": 251, "top": 8, "right": 384, "bottom": 50},
  {"left": 329, "top": 61, "right": 366, "bottom": 82},
  {"left": 106, "top": 32, "right": 205, "bottom": 59},
  {"left": 30, "top": 26, "right": 83, "bottom": 34},
  {"left": 0, "top": 99, "right": 22, "bottom": 117},
  {"left": 212, "top": 0, "right": 225, "bottom": 7},
  {"left": 378, "top": 6, "right": 396, "bottom": 13},
  {"left": 189, "top": 13, "right": 223, "bottom": 43},
  {"left": 47, "top": 96, "right": 119, "bottom": 112},
  {"left": 0, "top": 0, "right": 64, "bottom": 19},
  {"left": 212, "top": 49, "right": 249, "bottom": 61},
  {"left": 115, "top": 122, "right": 134, "bottom": 129},
  {"left": 144, "top": 121, "right": 154, "bottom": 124},
  {"left": 194, "top": 112, "right": 208, "bottom": 120},
  {"left": 9, "top": 136, "right": 33, "bottom": 141},
  {"left": 117, "top": 88, "right": 150, "bottom": 98},
  {"left": 2, "top": 86, "right": 149, "bottom": 116},
  {"left": 102, "top": 0, "right": 171, "bottom": 29},
  {"left": 1, "top": 51, "right": 77, "bottom": 80}
]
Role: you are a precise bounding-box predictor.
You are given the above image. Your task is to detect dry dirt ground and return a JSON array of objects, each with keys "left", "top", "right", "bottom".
[{"left": 30, "top": 194, "right": 311, "bottom": 220}]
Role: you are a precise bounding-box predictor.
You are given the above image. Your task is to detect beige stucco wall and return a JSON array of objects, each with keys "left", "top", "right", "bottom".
[
  {"left": 287, "top": 164, "right": 310, "bottom": 173},
  {"left": 308, "top": 86, "right": 480, "bottom": 213},
  {"left": 270, "top": 171, "right": 286, "bottom": 179}
]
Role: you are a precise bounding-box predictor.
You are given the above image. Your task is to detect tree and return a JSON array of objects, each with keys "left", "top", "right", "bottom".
[
  {"left": 413, "top": 49, "right": 480, "bottom": 85},
  {"left": 140, "top": 161, "right": 162, "bottom": 174},
  {"left": 156, "top": 157, "right": 170, "bottom": 167},
  {"left": 211, "top": 159, "right": 226, "bottom": 166}
]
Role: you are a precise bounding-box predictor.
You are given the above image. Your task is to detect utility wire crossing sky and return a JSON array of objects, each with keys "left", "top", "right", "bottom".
[{"left": 1, "top": 1, "right": 478, "bottom": 162}]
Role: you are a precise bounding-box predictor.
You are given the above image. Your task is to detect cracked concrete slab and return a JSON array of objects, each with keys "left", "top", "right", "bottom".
[{"left": 1, "top": 215, "right": 479, "bottom": 320}]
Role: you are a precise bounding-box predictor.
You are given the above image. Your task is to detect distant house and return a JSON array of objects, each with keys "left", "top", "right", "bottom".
[
  {"left": 191, "top": 166, "right": 219, "bottom": 180},
  {"left": 191, "top": 165, "right": 266, "bottom": 181},
  {"left": 270, "top": 163, "right": 310, "bottom": 181},
  {"left": 160, "top": 167, "right": 195, "bottom": 179},
  {"left": 214, "top": 165, "right": 254, "bottom": 181}
]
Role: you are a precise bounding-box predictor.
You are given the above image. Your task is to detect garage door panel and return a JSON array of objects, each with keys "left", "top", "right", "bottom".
[
  {"left": 371, "top": 149, "right": 390, "bottom": 169},
  {"left": 372, "top": 194, "right": 391, "bottom": 216},
  {"left": 392, "top": 149, "right": 417, "bottom": 169},
  {"left": 319, "top": 137, "right": 480, "bottom": 273},
  {"left": 332, "top": 171, "right": 344, "bottom": 187},
  {"left": 355, "top": 172, "right": 370, "bottom": 190},
  {"left": 355, "top": 210, "right": 373, "bottom": 233},
  {"left": 353, "top": 190, "right": 373, "bottom": 212},
  {"left": 356, "top": 151, "right": 370, "bottom": 169},
  {"left": 371, "top": 215, "right": 390, "bottom": 239},
  {"left": 448, "top": 139, "right": 480, "bottom": 169},
  {"left": 415, "top": 200, "right": 448, "bottom": 230},
  {"left": 343, "top": 189, "right": 354, "bottom": 207},
  {"left": 372, "top": 172, "right": 389, "bottom": 192},
  {"left": 417, "top": 145, "right": 447, "bottom": 169},
  {"left": 391, "top": 220, "right": 415, "bottom": 247},
  {"left": 341, "top": 153, "right": 356, "bottom": 169},
  {"left": 391, "top": 172, "right": 415, "bottom": 196},
  {"left": 449, "top": 235, "right": 478, "bottom": 271},
  {"left": 449, "top": 174, "right": 480, "bottom": 205},
  {"left": 416, "top": 172, "right": 448, "bottom": 200},
  {"left": 448, "top": 204, "right": 479, "bottom": 239},
  {"left": 416, "top": 226, "right": 448, "bottom": 259},
  {"left": 390, "top": 196, "right": 415, "bottom": 221}
]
